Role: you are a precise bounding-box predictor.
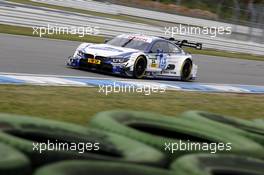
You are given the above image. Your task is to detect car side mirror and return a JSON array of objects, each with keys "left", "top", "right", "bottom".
[{"left": 104, "top": 39, "right": 109, "bottom": 43}]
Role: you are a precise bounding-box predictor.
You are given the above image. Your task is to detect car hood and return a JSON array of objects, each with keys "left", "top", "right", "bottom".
[{"left": 82, "top": 44, "right": 139, "bottom": 57}]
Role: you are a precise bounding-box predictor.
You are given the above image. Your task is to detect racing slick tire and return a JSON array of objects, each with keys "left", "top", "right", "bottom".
[
  {"left": 0, "top": 143, "right": 31, "bottom": 175},
  {"left": 170, "top": 154, "right": 264, "bottom": 175},
  {"left": 179, "top": 111, "right": 264, "bottom": 145},
  {"left": 89, "top": 110, "right": 264, "bottom": 160},
  {"left": 133, "top": 56, "right": 147, "bottom": 79},
  {"left": 0, "top": 113, "right": 167, "bottom": 168},
  {"left": 34, "top": 160, "right": 172, "bottom": 175},
  {"left": 180, "top": 59, "right": 193, "bottom": 81}
]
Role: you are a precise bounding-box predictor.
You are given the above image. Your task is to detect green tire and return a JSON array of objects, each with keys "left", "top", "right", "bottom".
[
  {"left": 0, "top": 113, "right": 166, "bottom": 167},
  {"left": 0, "top": 142, "right": 31, "bottom": 175},
  {"left": 179, "top": 111, "right": 264, "bottom": 145},
  {"left": 253, "top": 118, "right": 264, "bottom": 125},
  {"left": 89, "top": 110, "right": 264, "bottom": 160},
  {"left": 171, "top": 154, "right": 264, "bottom": 175},
  {"left": 34, "top": 160, "right": 172, "bottom": 175}
]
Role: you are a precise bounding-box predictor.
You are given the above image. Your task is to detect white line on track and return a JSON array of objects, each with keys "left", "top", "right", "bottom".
[{"left": 0, "top": 72, "right": 263, "bottom": 87}]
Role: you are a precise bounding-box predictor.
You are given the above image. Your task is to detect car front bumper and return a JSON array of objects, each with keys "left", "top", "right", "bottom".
[{"left": 66, "top": 56, "right": 130, "bottom": 75}]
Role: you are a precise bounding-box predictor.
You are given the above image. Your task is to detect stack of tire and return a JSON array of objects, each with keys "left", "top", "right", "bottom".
[{"left": 0, "top": 110, "right": 263, "bottom": 175}]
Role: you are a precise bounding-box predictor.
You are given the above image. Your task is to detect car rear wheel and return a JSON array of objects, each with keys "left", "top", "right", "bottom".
[
  {"left": 181, "top": 59, "right": 192, "bottom": 81},
  {"left": 133, "top": 56, "right": 147, "bottom": 79}
]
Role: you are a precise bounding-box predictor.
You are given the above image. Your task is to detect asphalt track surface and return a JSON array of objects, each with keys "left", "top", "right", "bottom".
[{"left": 1, "top": 34, "right": 264, "bottom": 85}]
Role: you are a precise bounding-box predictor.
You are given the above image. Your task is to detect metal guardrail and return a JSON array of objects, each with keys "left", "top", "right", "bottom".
[
  {"left": 1, "top": 1, "right": 264, "bottom": 55},
  {"left": 33, "top": 0, "right": 263, "bottom": 37}
]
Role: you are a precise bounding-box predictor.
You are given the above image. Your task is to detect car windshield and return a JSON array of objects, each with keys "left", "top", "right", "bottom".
[{"left": 107, "top": 37, "right": 149, "bottom": 51}]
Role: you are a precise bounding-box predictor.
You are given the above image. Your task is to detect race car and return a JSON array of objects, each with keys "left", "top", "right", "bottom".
[{"left": 66, "top": 34, "right": 202, "bottom": 81}]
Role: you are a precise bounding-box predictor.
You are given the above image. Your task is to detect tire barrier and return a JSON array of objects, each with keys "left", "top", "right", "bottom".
[
  {"left": 179, "top": 111, "right": 264, "bottom": 145},
  {"left": 253, "top": 118, "right": 264, "bottom": 125},
  {"left": 0, "top": 111, "right": 263, "bottom": 175},
  {"left": 171, "top": 154, "right": 264, "bottom": 175},
  {"left": 89, "top": 110, "right": 264, "bottom": 160},
  {"left": 0, "top": 142, "right": 31, "bottom": 175},
  {"left": 0, "top": 113, "right": 166, "bottom": 168},
  {"left": 33, "top": 160, "right": 172, "bottom": 175}
]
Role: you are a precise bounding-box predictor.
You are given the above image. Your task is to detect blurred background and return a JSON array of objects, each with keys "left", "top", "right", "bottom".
[{"left": 108, "top": 0, "right": 264, "bottom": 43}]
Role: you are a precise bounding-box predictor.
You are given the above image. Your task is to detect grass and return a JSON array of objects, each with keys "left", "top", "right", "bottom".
[
  {"left": 1, "top": 24, "right": 263, "bottom": 61},
  {"left": 7, "top": 0, "right": 158, "bottom": 26},
  {"left": 0, "top": 85, "right": 263, "bottom": 125}
]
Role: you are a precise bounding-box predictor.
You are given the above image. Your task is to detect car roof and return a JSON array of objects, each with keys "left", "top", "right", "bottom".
[{"left": 116, "top": 34, "right": 162, "bottom": 43}]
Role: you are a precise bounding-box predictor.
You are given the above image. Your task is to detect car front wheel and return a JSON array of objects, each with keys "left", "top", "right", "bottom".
[{"left": 133, "top": 56, "right": 147, "bottom": 79}]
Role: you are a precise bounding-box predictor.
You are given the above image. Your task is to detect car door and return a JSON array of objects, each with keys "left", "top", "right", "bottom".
[
  {"left": 165, "top": 42, "right": 185, "bottom": 73},
  {"left": 147, "top": 40, "right": 171, "bottom": 71}
]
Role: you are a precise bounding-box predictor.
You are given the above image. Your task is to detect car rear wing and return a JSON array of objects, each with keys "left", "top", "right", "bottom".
[{"left": 163, "top": 37, "right": 202, "bottom": 50}]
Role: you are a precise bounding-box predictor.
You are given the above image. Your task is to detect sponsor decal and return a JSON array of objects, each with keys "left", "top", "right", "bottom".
[{"left": 88, "top": 58, "right": 101, "bottom": 64}]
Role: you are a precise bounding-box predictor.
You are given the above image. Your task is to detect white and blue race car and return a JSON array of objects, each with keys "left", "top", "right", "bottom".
[{"left": 67, "top": 34, "right": 202, "bottom": 81}]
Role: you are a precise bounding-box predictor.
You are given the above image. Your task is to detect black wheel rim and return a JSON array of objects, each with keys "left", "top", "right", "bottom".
[
  {"left": 182, "top": 62, "right": 192, "bottom": 80},
  {"left": 135, "top": 58, "right": 146, "bottom": 77}
]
